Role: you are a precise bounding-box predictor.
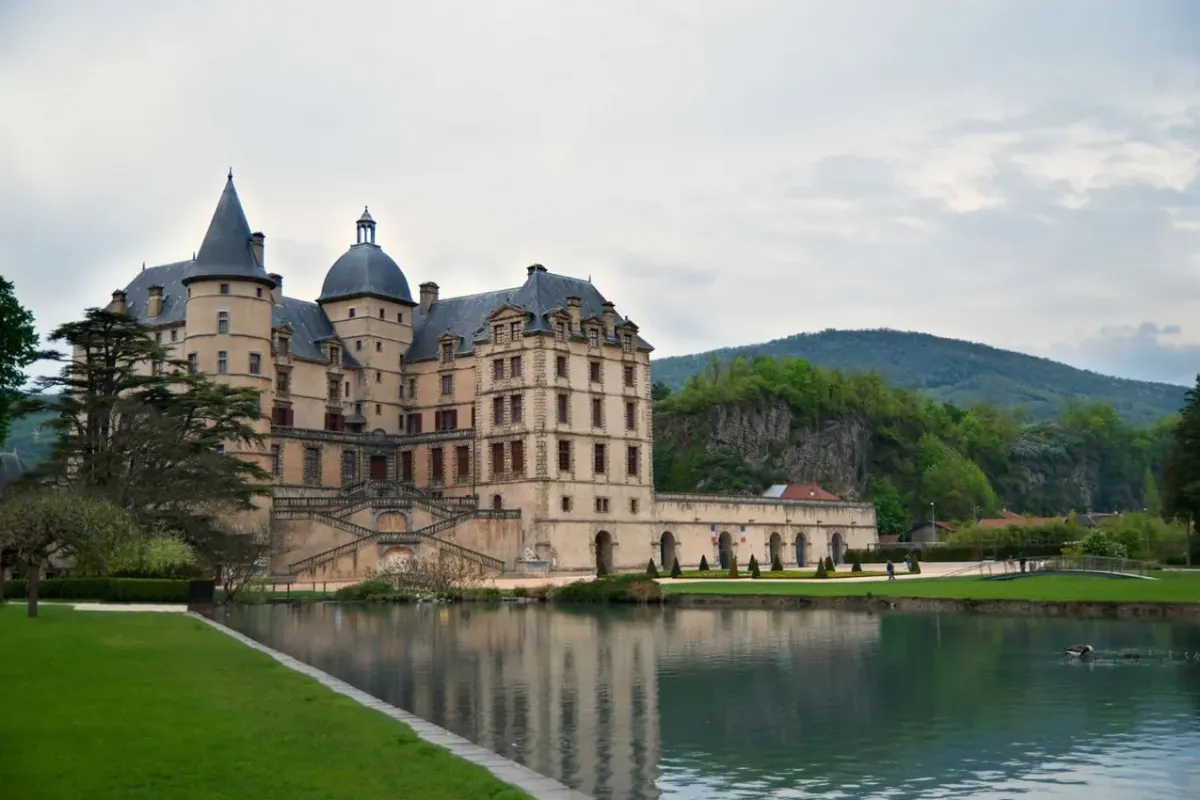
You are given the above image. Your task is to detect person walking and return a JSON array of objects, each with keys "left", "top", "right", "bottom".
[{"left": 886, "top": 560, "right": 896, "bottom": 580}]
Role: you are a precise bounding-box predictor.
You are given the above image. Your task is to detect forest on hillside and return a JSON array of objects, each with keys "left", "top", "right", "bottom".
[
  {"left": 652, "top": 355, "right": 1173, "bottom": 533},
  {"left": 650, "top": 329, "right": 1189, "bottom": 426}
]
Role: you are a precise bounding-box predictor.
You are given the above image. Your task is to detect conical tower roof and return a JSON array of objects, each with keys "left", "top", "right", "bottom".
[{"left": 182, "top": 171, "right": 274, "bottom": 287}]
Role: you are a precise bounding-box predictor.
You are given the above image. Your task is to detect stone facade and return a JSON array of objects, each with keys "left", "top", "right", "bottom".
[{"left": 101, "top": 174, "right": 878, "bottom": 577}]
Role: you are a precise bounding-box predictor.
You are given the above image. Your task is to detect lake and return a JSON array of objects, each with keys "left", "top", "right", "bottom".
[{"left": 219, "top": 603, "right": 1200, "bottom": 799}]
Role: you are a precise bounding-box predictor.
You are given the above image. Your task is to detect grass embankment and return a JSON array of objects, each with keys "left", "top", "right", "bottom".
[
  {"left": 662, "top": 572, "right": 1200, "bottom": 604},
  {"left": 674, "top": 569, "right": 887, "bottom": 580},
  {"left": 0, "top": 606, "right": 531, "bottom": 800}
]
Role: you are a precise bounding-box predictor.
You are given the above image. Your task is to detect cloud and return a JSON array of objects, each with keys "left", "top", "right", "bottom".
[
  {"left": 1043, "top": 323, "right": 1200, "bottom": 386},
  {"left": 2, "top": 0, "right": 1200, "bottom": 383}
]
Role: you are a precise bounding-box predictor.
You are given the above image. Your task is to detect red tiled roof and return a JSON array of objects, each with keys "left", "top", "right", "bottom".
[
  {"left": 878, "top": 534, "right": 901, "bottom": 544},
  {"left": 779, "top": 484, "right": 842, "bottom": 502}
]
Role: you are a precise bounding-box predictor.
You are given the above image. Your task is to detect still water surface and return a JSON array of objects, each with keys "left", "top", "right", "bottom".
[{"left": 220, "top": 604, "right": 1200, "bottom": 799}]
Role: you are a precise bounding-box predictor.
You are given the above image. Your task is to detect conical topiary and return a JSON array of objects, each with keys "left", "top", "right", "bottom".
[
  {"left": 670, "top": 557, "right": 682, "bottom": 578},
  {"left": 749, "top": 554, "right": 761, "bottom": 578},
  {"left": 729, "top": 556, "right": 739, "bottom": 578},
  {"left": 851, "top": 553, "right": 863, "bottom": 572},
  {"left": 910, "top": 551, "right": 922, "bottom": 574},
  {"left": 646, "top": 558, "right": 659, "bottom": 578},
  {"left": 699, "top": 554, "right": 710, "bottom": 572},
  {"left": 771, "top": 553, "right": 783, "bottom": 572},
  {"left": 815, "top": 558, "right": 828, "bottom": 579},
  {"left": 825, "top": 556, "right": 836, "bottom": 573}
]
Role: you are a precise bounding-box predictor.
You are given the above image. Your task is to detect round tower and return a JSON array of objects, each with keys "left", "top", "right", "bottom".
[{"left": 181, "top": 170, "right": 277, "bottom": 523}]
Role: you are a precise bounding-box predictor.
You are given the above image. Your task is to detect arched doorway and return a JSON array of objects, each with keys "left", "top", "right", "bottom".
[
  {"left": 660, "top": 532, "right": 677, "bottom": 571},
  {"left": 768, "top": 532, "right": 782, "bottom": 567},
  {"left": 717, "top": 531, "right": 733, "bottom": 569},
  {"left": 830, "top": 531, "right": 846, "bottom": 565},
  {"left": 595, "top": 531, "right": 613, "bottom": 575},
  {"left": 795, "top": 534, "right": 807, "bottom": 567},
  {"left": 491, "top": 494, "right": 503, "bottom": 510}
]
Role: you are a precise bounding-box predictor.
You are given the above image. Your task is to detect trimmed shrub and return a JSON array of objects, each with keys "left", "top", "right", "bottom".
[
  {"left": 670, "top": 558, "right": 682, "bottom": 578},
  {"left": 646, "top": 558, "right": 660, "bottom": 577},
  {"left": 749, "top": 555, "right": 761, "bottom": 578},
  {"left": 909, "top": 551, "right": 922, "bottom": 575},
  {"left": 825, "top": 556, "right": 835, "bottom": 573},
  {"left": 771, "top": 553, "right": 784, "bottom": 572},
  {"left": 815, "top": 559, "right": 829, "bottom": 579},
  {"left": 699, "top": 554, "right": 710, "bottom": 571},
  {"left": 512, "top": 586, "right": 529, "bottom": 598},
  {"left": 333, "top": 578, "right": 393, "bottom": 601},
  {"left": 553, "top": 574, "right": 663, "bottom": 604},
  {"left": 851, "top": 554, "right": 863, "bottom": 572},
  {"left": 1, "top": 578, "right": 190, "bottom": 603},
  {"left": 729, "top": 556, "right": 739, "bottom": 578}
]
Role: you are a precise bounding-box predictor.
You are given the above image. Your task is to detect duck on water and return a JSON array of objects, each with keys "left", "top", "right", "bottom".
[{"left": 1066, "top": 644, "right": 1095, "bottom": 658}]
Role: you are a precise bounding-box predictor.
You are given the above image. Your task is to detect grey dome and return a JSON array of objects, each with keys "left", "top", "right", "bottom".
[{"left": 318, "top": 208, "right": 414, "bottom": 304}]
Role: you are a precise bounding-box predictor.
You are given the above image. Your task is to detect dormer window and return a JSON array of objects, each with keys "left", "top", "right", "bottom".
[
  {"left": 622, "top": 333, "right": 634, "bottom": 353},
  {"left": 492, "top": 324, "right": 506, "bottom": 345},
  {"left": 329, "top": 345, "right": 341, "bottom": 365},
  {"left": 587, "top": 328, "right": 599, "bottom": 348},
  {"left": 510, "top": 321, "right": 523, "bottom": 341},
  {"left": 440, "top": 342, "right": 454, "bottom": 363},
  {"left": 555, "top": 322, "right": 566, "bottom": 342},
  {"left": 279, "top": 337, "right": 290, "bottom": 356}
]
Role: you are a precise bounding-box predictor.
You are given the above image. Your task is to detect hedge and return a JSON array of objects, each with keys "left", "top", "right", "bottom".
[
  {"left": 846, "top": 544, "right": 1065, "bottom": 564},
  {"left": 1, "top": 578, "right": 191, "bottom": 603},
  {"left": 552, "top": 574, "right": 663, "bottom": 604}
]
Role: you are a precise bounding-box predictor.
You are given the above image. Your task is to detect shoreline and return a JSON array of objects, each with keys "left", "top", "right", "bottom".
[{"left": 669, "top": 592, "right": 1200, "bottom": 621}]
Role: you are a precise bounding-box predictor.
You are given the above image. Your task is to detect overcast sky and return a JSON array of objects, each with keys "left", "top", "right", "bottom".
[{"left": 2, "top": 1, "right": 1199, "bottom": 384}]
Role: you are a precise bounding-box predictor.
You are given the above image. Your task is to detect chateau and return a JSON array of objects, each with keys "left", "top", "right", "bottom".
[{"left": 104, "top": 173, "right": 878, "bottom": 580}]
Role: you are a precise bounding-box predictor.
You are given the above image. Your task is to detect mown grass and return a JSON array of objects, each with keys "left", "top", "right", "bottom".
[
  {"left": 0, "top": 606, "right": 531, "bottom": 800},
  {"left": 673, "top": 569, "right": 888, "bottom": 580},
  {"left": 662, "top": 571, "right": 1200, "bottom": 603}
]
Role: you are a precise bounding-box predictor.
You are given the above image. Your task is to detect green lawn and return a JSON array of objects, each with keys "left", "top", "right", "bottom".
[
  {"left": 0, "top": 606, "right": 531, "bottom": 800},
  {"left": 673, "top": 569, "right": 888, "bottom": 580},
  {"left": 662, "top": 571, "right": 1200, "bottom": 603}
]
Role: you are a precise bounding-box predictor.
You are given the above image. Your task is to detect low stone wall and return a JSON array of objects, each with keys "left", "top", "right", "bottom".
[{"left": 670, "top": 593, "right": 1200, "bottom": 621}]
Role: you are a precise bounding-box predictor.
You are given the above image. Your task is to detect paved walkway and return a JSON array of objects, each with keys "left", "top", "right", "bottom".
[{"left": 193, "top": 613, "right": 590, "bottom": 800}]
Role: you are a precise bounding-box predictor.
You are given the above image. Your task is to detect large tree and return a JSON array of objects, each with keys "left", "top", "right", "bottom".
[
  {"left": 0, "top": 489, "right": 137, "bottom": 617},
  {"left": 1163, "top": 376, "right": 1200, "bottom": 565},
  {"left": 24, "top": 308, "right": 270, "bottom": 552},
  {"left": 0, "top": 275, "right": 38, "bottom": 446}
]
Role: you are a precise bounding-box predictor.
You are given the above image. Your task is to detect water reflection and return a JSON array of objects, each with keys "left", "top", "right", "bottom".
[{"left": 220, "top": 605, "right": 1200, "bottom": 799}]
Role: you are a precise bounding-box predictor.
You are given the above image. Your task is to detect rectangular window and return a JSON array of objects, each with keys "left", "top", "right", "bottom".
[
  {"left": 510, "top": 321, "right": 522, "bottom": 341},
  {"left": 491, "top": 442, "right": 505, "bottom": 475},
  {"left": 329, "top": 346, "right": 340, "bottom": 365},
  {"left": 511, "top": 440, "right": 524, "bottom": 475},
  {"left": 348, "top": 307, "right": 357, "bottom": 318},
  {"left": 401, "top": 450, "right": 414, "bottom": 482},
  {"left": 397, "top": 312, "right": 404, "bottom": 324},
  {"left": 219, "top": 283, "right": 230, "bottom": 295},
  {"left": 555, "top": 322, "right": 566, "bottom": 342},
  {"left": 217, "top": 311, "right": 229, "bottom": 334},
  {"left": 493, "top": 359, "right": 505, "bottom": 380},
  {"left": 510, "top": 355, "right": 522, "bottom": 376},
  {"left": 624, "top": 365, "right": 635, "bottom": 387},
  {"left": 627, "top": 445, "right": 640, "bottom": 477},
  {"left": 375, "top": 371, "right": 382, "bottom": 383},
  {"left": 557, "top": 393, "right": 569, "bottom": 424},
  {"left": 270, "top": 444, "right": 281, "bottom": 476},
  {"left": 440, "top": 374, "right": 453, "bottom": 396},
  {"left": 622, "top": 333, "right": 634, "bottom": 353},
  {"left": 405, "top": 413, "right": 422, "bottom": 434},
  {"left": 374, "top": 403, "right": 381, "bottom": 415},
  {"left": 625, "top": 401, "right": 636, "bottom": 430},
  {"left": 279, "top": 337, "right": 289, "bottom": 355},
  {"left": 407, "top": 378, "right": 416, "bottom": 399},
  {"left": 556, "top": 355, "right": 567, "bottom": 378},
  {"left": 355, "top": 340, "right": 363, "bottom": 351},
  {"left": 630, "top": 498, "right": 639, "bottom": 514},
  {"left": 557, "top": 440, "right": 571, "bottom": 472},
  {"left": 591, "top": 397, "right": 603, "bottom": 428},
  {"left": 170, "top": 328, "right": 178, "bottom": 342},
  {"left": 272, "top": 405, "right": 294, "bottom": 427},
  {"left": 431, "top": 447, "right": 444, "bottom": 482},
  {"left": 216, "top": 351, "right": 228, "bottom": 375},
  {"left": 561, "top": 495, "right": 572, "bottom": 512},
  {"left": 303, "top": 447, "right": 320, "bottom": 485},
  {"left": 593, "top": 443, "right": 606, "bottom": 475},
  {"left": 249, "top": 352, "right": 261, "bottom": 375},
  {"left": 187, "top": 353, "right": 197, "bottom": 373},
  {"left": 435, "top": 408, "right": 458, "bottom": 431},
  {"left": 455, "top": 445, "right": 470, "bottom": 478},
  {"left": 324, "top": 413, "right": 344, "bottom": 432},
  {"left": 493, "top": 396, "right": 505, "bottom": 426},
  {"left": 378, "top": 308, "right": 385, "bottom": 319},
  {"left": 588, "top": 329, "right": 599, "bottom": 348},
  {"left": 510, "top": 394, "right": 522, "bottom": 423},
  {"left": 341, "top": 450, "right": 357, "bottom": 483},
  {"left": 440, "top": 342, "right": 453, "bottom": 363},
  {"left": 328, "top": 377, "right": 340, "bottom": 401},
  {"left": 589, "top": 361, "right": 601, "bottom": 382},
  {"left": 376, "top": 341, "right": 382, "bottom": 352},
  {"left": 150, "top": 359, "right": 162, "bottom": 376},
  {"left": 154, "top": 331, "right": 161, "bottom": 343},
  {"left": 595, "top": 497, "right": 610, "bottom": 513}
]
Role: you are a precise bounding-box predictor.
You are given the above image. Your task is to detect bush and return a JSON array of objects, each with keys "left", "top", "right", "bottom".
[
  {"left": 646, "top": 559, "right": 659, "bottom": 578},
  {"left": 729, "top": 556, "right": 739, "bottom": 578},
  {"left": 909, "top": 551, "right": 922, "bottom": 575},
  {"left": 670, "top": 558, "right": 682, "bottom": 578},
  {"left": 1079, "top": 530, "right": 1130, "bottom": 559},
  {"left": 333, "top": 578, "right": 394, "bottom": 601},
  {"left": 552, "top": 574, "right": 663, "bottom": 604},
  {"left": 749, "top": 555, "right": 761, "bottom": 578},
  {"left": 846, "top": 544, "right": 1065, "bottom": 564},
  {"left": 771, "top": 553, "right": 783, "bottom": 572},
  {"left": 851, "top": 553, "right": 863, "bottom": 572},
  {"left": 825, "top": 556, "right": 835, "bottom": 573},
  {"left": 512, "top": 586, "right": 528, "bottom": 598},
  {"left": 815, "top": 559, "right": 828, "bottom": 579},
  {"left": 1, "top": 578, "right": 189, "bottom": 603},
  {"left": 699, "top": 555, "right": 710, "bottom": 571}
]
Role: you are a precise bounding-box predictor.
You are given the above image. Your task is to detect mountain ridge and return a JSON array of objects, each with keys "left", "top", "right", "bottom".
[{"left": 650, "top": 328, "right": 1189, "bottom": 426}]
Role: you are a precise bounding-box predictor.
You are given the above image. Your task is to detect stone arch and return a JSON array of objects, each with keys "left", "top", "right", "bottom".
[
  {"left": 491, "top": 493, "right": 503, "bottom": 510},
  {"left": 717, "top": 531, "right": 733, "bottom": 569},
  {"left": 381, "top": 546, "right": 414, "bottom": 571},
  {"left": 794, "top": 533, "right": 808, "bottom": 567},
  {"left": 595, "top": 531, "right": 614, "bottom": 574},
  {"left": 768, "top": 532, "right": 782, "bottom": 567},
  {"left": 830, "top": 531, "right": 846, "bottom": 565},
  {"left": 659, "top": 531, "right": 677, "bottom": 571}
]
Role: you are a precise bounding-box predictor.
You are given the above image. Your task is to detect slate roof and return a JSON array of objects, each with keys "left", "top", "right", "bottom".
[
  {"left": 318, "top": 243, "right": 414, "bottom": 304},
  {"left": 407, "top": 264, "right": 654, "bottom": 362},
  {"left": 273, "top": 296, "right": 361, "bottom": 366},
  {"left": 182, "top": 173, "right": 274, "bottom": 287}
]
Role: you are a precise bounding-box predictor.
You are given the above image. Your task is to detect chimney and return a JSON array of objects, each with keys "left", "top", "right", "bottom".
[
  {"left": 251, "top": 232, "right": 265, "bottom": 267},
  {"left": 601, "top": 301, "right": 616, "bottom": 337},
  {"left": 565, "top": 296, "right": 582, "bottom": 332},
  {"left": 268, "top": 273, "right": 283, "bottom": 304},
  {"left": 147, "top": 285, "right": 164, "bottom": 317},
  {"left": 109, "top": 290, "right": 127, "bottom": 314},
  {"left": 419, "top": 282, "right": 439, "bottom": 314},
  {"left": 526, "top": 263, "right": 547, "bottom": 277}
]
